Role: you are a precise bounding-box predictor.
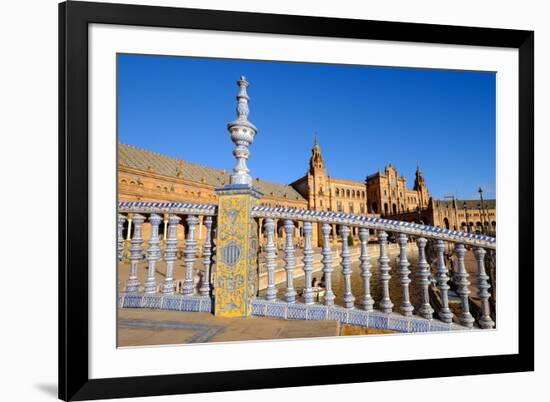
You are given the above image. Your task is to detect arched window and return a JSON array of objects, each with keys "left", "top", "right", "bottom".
[
  {"left": 371, "top": 202, "right": 378, "bottom": 214},
  {"left": 336, "top": 188, "right": 340, "bottom": 197},
  {"left": 346, "top": 189, "right": 350, "bottom": 198},
  {"left": 392, "top": 203, "right": 397, "bottom": 214}
]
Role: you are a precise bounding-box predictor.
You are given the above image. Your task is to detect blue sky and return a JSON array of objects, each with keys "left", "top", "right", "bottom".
[{"left": 118, "top": 54, "right": 496, "bottom": 200}]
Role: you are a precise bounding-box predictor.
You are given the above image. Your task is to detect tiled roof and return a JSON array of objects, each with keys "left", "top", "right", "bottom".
[{"left": 119, "top": 144, "right": 306, "bottom": 201}]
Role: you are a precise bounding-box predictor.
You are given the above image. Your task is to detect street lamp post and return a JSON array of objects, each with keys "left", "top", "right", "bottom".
[{"left": 478, "top": 187, "right": 487, "bottom": 235}]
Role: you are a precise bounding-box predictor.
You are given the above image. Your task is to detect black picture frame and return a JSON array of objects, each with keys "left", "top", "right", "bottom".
[{"left": 59, "top": 1, "right": 534, "bottom": 400}]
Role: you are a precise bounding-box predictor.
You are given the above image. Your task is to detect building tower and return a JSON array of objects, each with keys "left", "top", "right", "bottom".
[
  {"left": 307, "top": 137, "right": 330, "bottom": 211},
  {"left": 414, "top": 165, "right": 430, "bottom": 209}
]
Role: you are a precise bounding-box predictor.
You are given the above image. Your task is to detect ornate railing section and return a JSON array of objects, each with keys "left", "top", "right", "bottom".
[
  {"left": 118, "top": 200, "right": 496, "bottom": 332},
  {"left": 118, "top": 202, "right": 217, "bottom": 309},
  {"left": 251, "top": 206, "right": 496, "bottom": 331}
]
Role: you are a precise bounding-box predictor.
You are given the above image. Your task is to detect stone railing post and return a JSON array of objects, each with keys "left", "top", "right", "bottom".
[
  {"left": 416, "top": 237, "right": 434, "bottom": 319},
  {"left": 126, "top": 214, "right": 145, "bottom": 293},
  {"left": 474, "top": 247, "right": 495, "bottom": 329},
  {"left": 283, "top": 220, "right": 297, "bottom": 303},
  {"left": 397, "top": 233, "right": 414, "bottom": 316},
  {"left": 455, "top": 244, "right": 475, "bottom": 328},
  {"left": 214, "top": 186, "right": 260, "bottom": 317},
  {"left": 161, "top": 214, "right": 180, "bottom": 294},
  {"left": 358, "top": 228, "right": 374, "bottom": 312},
  {"left": 181, "top": 215, "right": 198, "bottom": 295},
  {"left": 435, "top": 240, "right": 453, "bottom": 323},
  {"left": 321, "top": 223, "right": 335, "bottom": 306},
  {"left": 339, "top": 225, "right": 355, "bottom": 308},
  {"left": 118, "top": 214, "right": 126, "bottom": 262},
  {"left": 263, "top": 218, "right": 277, "bottom": 301},
  {"left": 214, "top": 76, "right": 260, "bottom": 317},
  {"left": 378, "top": 230, "right": 393, "bottom": 313},
  {"left": 199, "top": 216, "right": 214, "bottom": 296},
  {"left": 302, "top": 221, "right": 315, "bottom": 304},
  {"left": 144, "top": 214, "right": 162, "bottom": 293}
]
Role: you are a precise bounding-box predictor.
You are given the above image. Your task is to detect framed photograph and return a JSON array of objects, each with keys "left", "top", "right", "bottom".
[{"left": 59, "top": 1, "right": 534, "bottom": 400}]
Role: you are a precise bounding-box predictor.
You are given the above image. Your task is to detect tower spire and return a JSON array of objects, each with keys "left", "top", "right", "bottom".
[
  {"left": 309, "top": 133, "right": 325, "bottom": 172},
  {"left": 227, "top": 76, "right": 258, "bottom": 186}
]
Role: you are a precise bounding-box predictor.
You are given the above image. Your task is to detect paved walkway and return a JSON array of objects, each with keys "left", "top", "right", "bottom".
[{"left": 118, "top": 308, "right": 392, "bottom": 347}]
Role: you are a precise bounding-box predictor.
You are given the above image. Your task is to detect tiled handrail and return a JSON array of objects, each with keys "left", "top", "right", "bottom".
[
  {"left": 118, "top": 201, "right": 217, "bottom": 216},
  {"left": 251, "top": 206, "right": 496, "bottom": 249}
]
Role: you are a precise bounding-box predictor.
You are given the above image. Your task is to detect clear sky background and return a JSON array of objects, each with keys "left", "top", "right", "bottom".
[{"left": 118, "top": 54, "right": 496, "bottom": 200}]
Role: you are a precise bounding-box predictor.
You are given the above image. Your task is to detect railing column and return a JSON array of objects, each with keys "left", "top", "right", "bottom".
[
  {"left": 283, "top": 220, "right": 297, "bottom": 303},
  {"left": 358, "top": 228, "right": 374, "bottom": 311},
  {"left": 378, "top": 231, "right": 393, "bottom": 313},
  {"left": 117, "top": 214, "right": 126, "bottom": 262},
  {"left": 162, "top": 215, "right": 168, "bottom": 241},
  {"left": 455, "top": 244, "right": 475, "bottom": 328},
  {"left": 416, "top": 237, "right": 434, "bottom": 319},
  {"left": 302, "top": 221, "right": 315, "bottom": 304},
  {"left": 144, "top": 214, "right": 162, "bottom": 293},
  {"left": 397, "top": 233, "right": 413, "bottom": 316},
  {"left": 182, "top": 215, "right": 198, "bottom": 295},
  {"left": 214, "top": 186, "right": 260, "bottom": 317},
  {"left": 126, "top": 215, "right": 133, "bottom": 241},
  {"left": 264, "top": 218, "right": 278, "bottom": 301},
  {"left": 199, "top": 216, "right": 213, "bottom": 296},
  {"left": 125, "top": 214, "right": 145, "bottom": 293},
  {"left": 162, "top": 214, "right": 180, "bottom": 294},
  {"left": 474, "top": 247, "right": 495, "bottom": 329},
  {"left": 435, "top": 240, "right": 453, "bottom": 323},
  {"left": 339, "top": 225, "right": 355, "bottom": 308},
  {"left": 321, "top": 223, "right": 335, "bottom": 306}
]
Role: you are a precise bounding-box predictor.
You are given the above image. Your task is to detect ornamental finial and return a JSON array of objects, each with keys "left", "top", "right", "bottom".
[{"left": 227, "top": 76, "right": 258, "bottom": 186}]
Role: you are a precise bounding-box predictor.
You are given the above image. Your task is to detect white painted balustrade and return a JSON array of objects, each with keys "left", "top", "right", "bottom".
[{"left": 118, "top": 202, "right": 497, "bottom": 330}]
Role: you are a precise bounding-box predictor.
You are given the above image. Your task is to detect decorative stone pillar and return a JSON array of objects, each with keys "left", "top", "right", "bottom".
[
  {"left": 454, "top": 244, "right": 475, "bottom": 328},
  {"left": 332, "top": 223, "right": 337, "bottom": 247},
  {"left": 416, "top": 237, "right": 434, "bottom": 319},
  {"left": 339, "top": 225, "right": 355, "bottom": 308},
  {"left": 283, "top": 220, "right": 297, "bottom": 303},
  {"left": 214, "top": 186, "right": 261, "bottom": 317},
  {"left": 199, "top": 216, "right": 214, "bottom": 296},
  {"left": 474, "top": 247, "right": 495, "bottom": 329},
  {"left": 125, "top": 214, "right": 145, "bottom": 293},
  {"left": 435, "top": 240, "right": 453, "bottom": 323},
  {"left": 181, "top": 215, "right": 198, "bottom": 295},
  {"left": 117, "top": 214, "right": 126, "bottom": 262},
  {"left": 161, "top": 214, "right": 180, "bottom": 294},
  {"left": 321, "top": 223, "right": 335, "bottom": 306},
  {"left": 378, "top": 230, "right": 393, "bottom": 313},
  {"left": 214, "top": 75, "right": 261, "bottom": 316},
  {"left": 397, "top": 233, "right": 414, "bottom": 316},
  {"left": 302, "top": 221, "right": 315, "bottom": 304},
  {"left": 144, "top": 214, "right": 162, "bottom": 293},
  {"left": 263, "top": 218, "right": 277, "bottom": 301},
  {"left": 358, "top": 228, "right": 374, "bottom": 311}
]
